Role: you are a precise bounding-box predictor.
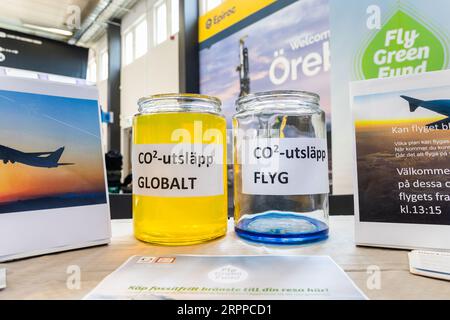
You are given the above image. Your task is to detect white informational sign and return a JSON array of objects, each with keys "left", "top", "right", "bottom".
[
  {"left": 351, "top": 69, "right": 450, "bottom": 250},
  {"left": 85, "top": 255, "right": 366, "bottom": 300},
  {"left": 132, "top": 144, "right": 224, "bottom": 197},
  {"left": 330, "top": 0, "right": 450, "bottom": 195},
  {"left": 0, "top": 75, "right": 111, "bottom": 262},
  {"left": 240, "top": 138, "right": 329, "bottom": 195},
  {"left": 409, "top": 250, "right": 450, "bottom": 281},
  {"left": 0, "top": 268, "right": 5, "bottom": 290}
]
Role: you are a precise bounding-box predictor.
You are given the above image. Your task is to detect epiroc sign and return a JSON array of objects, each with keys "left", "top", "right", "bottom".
[{"left": 199, "top": 0, "right": 276, "bottom": 43}]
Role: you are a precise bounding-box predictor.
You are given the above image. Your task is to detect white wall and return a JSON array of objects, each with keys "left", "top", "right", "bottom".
[
  {"left": 88, "top": 35, "right": 109, "bottom": 151},
  {"left": 120, "top": 0, "right": 179, "bottom": 122},
  {"left": 120, "top": 39, "right": 179, "bottom": 121},
  {"left": 87, "top": 0, "right": 180, "bottom": 176},
  {"left": 120, "top": 0, "right": 180, "bottom": 176},
  {"left": 88, "top": 34, "right": 108, "bottom": 108}
]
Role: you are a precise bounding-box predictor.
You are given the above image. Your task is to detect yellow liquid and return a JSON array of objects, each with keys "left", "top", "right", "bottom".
[{"left": 133, "top": 112, "right": 227, "bottom": 245}]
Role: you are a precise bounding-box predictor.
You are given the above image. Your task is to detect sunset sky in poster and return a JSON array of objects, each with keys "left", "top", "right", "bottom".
[{"left": 0, "top": 90, "right": 105, "bottom": 204}]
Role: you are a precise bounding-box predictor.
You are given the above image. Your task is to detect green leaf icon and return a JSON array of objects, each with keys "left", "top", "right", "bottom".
[{"left": 362, "top": 10, "right": 445, "bottom": 79}]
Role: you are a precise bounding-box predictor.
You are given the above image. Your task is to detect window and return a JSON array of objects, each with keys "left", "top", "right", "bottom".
[
  {"left": 123, "top": 16, "right": 148, "bottom": 65},
  {"left": 154, "top": 1, "right": 168, "bottom": 45},
  {"left": 87, "top": 60, "right": 97, "bottom": 82},
  {"left": 100, "top": 50, "right": 108, "bottom": 80},
  {"left": 170, "top": 0, "right": 179, "bottom": 35},
  {"left": 124, "top": 31, "right": 134, "bottom": 65},
  {"left": 206, "top": 0, "right": 222, "bottom": 12},
  {"left": 134, "top": 19, "right": 148, "bottom": 58}
]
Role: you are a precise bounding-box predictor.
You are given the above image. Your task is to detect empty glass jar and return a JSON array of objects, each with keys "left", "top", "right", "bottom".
[{"left": 233, "top": 90, "right": 329, "bottom": 244}]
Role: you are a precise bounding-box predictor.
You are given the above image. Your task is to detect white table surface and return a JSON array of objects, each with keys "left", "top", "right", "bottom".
[{"left": 0, "top": 216, "right": 449, "bottom": 300}]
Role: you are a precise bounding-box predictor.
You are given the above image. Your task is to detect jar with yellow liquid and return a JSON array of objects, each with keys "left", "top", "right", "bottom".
[{"left": 132, "top": 94, "right": 227, "bottom": 245}]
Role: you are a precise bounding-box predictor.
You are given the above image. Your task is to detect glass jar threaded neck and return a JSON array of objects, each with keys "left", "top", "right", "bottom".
[
  {"left": 236, "top": 90, "right": 320, "bottom": 112},
  {"left": 138, "top": 93, "right": 222, "bottom": 114}
]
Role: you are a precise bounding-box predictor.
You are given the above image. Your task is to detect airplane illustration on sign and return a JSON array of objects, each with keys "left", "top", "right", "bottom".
[
  {"left": 0, "top": 145, "right": 74, "bottom": 168},
  {"left": 401, "top": 95, "right": 450, "bottom": 129}
]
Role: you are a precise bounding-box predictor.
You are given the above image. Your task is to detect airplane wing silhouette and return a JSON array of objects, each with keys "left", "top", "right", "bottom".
[
  {"left": 401, "top": 95, "right": 450, "bottom": 129},
  {"left": 426, "top": 117, "right": 450, "bottom": 129},
  {"left": 400, "top": 95, "right": 422, "bottom": 112}
]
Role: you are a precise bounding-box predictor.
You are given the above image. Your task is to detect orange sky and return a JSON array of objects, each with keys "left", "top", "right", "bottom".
[
  {"left": 0, "top": 160, "right": 105, "bottom": 203},
  {"left": 355, "top": 117, "right": 447, "bottom": 131},
  {"left": 0, "top": 89, "right": 106, "bottom": 204}
]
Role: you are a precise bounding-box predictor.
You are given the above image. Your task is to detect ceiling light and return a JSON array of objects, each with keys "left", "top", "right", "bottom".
[{"left": 22, "top": 24, "right": 73, "bottom": 37}]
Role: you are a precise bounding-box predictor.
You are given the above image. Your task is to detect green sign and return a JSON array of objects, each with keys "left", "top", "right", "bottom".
[{"left": 362, "top": 10, "right": 446, "bottom": 79}]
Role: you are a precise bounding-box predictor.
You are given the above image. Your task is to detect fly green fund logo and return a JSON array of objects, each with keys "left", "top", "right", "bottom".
[{"left": 360, "top": 9, "right": 448, "bottom": 79}]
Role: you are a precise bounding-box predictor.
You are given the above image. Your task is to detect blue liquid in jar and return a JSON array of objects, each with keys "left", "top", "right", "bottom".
[{"left": 235, "top": 212, "right": 329, "bottom": 245}]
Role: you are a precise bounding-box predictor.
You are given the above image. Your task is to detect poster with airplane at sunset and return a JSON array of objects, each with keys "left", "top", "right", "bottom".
[
  {"left": 350, "top": 69, "right": 450, "bottom": 250},
  {"left": 0, "top": 75, "right": 110, "bottom": 262},
  {"left": 0, "top": 89, "right": 107, "bottom": 213}
]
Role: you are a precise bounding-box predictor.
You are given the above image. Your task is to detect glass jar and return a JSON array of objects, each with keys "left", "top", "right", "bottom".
[
  {"left": 233, "top": 90, "right": 329, "bottom": 244},
  {"left": 132, "top": 94, "right": 228, "bottom": 246}
]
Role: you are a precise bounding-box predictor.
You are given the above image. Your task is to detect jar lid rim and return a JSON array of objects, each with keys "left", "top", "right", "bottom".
[
  {"left": 236, "top": 90, "right": 320, "bottom": 110},
  {"left": 138, "top": 93, "right": 222, "bottom": 108}
]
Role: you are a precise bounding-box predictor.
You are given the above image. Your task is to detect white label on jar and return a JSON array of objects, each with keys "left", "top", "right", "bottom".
[
  {"left": 240, "top": 138, "right": 329, "bottom": 195},
  {"left": 133, "top": 144, "right": 224, "bottom": 197}
]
